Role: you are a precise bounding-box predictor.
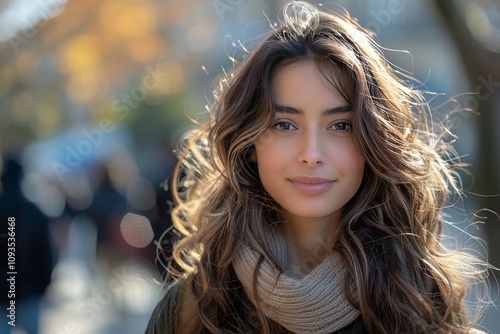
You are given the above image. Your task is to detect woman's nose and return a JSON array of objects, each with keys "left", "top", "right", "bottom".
[{"left": 297, "top": 131, "right": 326, "bottom": 165}]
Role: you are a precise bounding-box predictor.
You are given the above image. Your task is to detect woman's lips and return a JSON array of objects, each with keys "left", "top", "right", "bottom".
[{"left": 288, "top": 177, "right": 335, "bottom": 195}]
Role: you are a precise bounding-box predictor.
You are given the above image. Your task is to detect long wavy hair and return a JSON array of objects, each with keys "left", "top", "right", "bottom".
[{"left": 161, "top": 2, "right": 488, "bottom": 333}]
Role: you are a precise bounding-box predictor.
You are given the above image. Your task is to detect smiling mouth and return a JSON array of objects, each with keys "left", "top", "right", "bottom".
[{"left": 288, "top": 178, "right": 335, "bottom": 195}]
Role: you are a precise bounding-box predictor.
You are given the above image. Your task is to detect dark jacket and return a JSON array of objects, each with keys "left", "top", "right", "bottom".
[{"left": 145, "top": 278, "right": 368, "bottom": 334}]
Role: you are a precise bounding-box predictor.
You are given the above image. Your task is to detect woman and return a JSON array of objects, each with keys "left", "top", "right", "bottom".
[{"left": 146, "top": 1, "right": 489, "bottom": 333}]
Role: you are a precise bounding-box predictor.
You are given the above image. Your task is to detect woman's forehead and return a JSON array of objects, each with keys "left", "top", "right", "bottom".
[
  {"left": 270, "top": 58, "right": 354, "bottom": 106},
  {"left": 269, "top": 60, "right": 350, "bottom": 115}
]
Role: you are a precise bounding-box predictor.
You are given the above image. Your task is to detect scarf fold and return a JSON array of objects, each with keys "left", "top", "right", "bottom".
[{"left": 233, "top": 228, "right": 360, "bottom": 334}]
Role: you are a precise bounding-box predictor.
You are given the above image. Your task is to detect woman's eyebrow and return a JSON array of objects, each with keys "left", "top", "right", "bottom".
[
  {"left": 274, "top": 104, "right": 351, "bottom": 115},
  {"left": 322, "top": 105, "right": 351, "bottom": 116}
]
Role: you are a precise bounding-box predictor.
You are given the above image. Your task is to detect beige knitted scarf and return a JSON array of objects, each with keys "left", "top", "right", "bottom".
[{"left": 233, "top": 228, "right": 360, "bottom": 333}]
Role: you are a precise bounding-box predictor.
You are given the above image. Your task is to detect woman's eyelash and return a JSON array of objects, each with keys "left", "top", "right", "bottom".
[
  {"left": 272, "top": 121, "right": 296, "bottom": 130},
  {"left": 271, "top": 120, "right": 351, "bottom": 132},
  {"left": 330, "top": 121, "right": 351, "bottom": 132}
]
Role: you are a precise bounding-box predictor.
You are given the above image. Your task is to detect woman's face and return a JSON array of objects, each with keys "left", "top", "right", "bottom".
[{"left": 254, "top": 60, "right": 365, "bottom": 226}]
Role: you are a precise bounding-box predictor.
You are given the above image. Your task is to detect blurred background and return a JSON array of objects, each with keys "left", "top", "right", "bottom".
[{"left": 0, "top": 0, "right": 499, "bottom": 333}]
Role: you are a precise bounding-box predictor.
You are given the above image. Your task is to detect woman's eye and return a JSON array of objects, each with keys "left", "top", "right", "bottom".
[
  {"left": 272, "top": 121, "right": 297, "bottom": 131},
  {"left": 331, "top": 122, "right": 351, "bottom": 132}
]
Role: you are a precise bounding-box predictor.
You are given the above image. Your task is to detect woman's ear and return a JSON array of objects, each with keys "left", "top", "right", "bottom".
[
  {"left": 249, "top": 149, "right": 257, "bottom": 163},
  {"left": 244, "top": 147, "right": 259, "bottom": 178}
]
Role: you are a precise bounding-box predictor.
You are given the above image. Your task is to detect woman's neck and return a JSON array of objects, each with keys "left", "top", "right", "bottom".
[{"left": 281, "top": 214, "right": 340, "bottom": 277}]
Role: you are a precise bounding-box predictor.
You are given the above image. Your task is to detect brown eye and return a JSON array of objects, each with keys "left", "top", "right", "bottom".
[
  {"left": 272, "top": 121, "right": 297, "bottom": 131},
  {"left": 330, "top": 122, "right": 351, "bottom": 132}
]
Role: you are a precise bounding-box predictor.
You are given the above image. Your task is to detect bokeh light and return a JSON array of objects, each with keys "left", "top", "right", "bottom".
[{"left": 120, "top": 213, "right": 154, "bottom": 248}]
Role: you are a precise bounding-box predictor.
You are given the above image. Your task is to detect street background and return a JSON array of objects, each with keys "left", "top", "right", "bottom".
[{"left": 0, "top": 0, "right": 499, "bottom": 333}]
